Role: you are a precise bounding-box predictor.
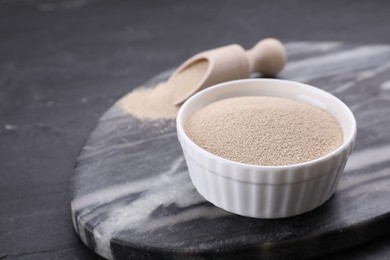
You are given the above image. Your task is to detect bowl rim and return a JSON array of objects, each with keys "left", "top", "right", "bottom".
[{"left": 176, "top": 78, "right": 357, "bottom": 170}]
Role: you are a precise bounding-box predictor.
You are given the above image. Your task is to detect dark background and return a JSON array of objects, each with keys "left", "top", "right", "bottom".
[{"left": 1, "top": 0, "right": 390, "bottom": 259}]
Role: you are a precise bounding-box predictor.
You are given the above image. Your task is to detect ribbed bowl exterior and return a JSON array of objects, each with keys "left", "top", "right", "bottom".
[
  {"left": 180, "top": 136, "right": 354, "bottom": 218},
  {"left": 177, "top": 79, "right": 357, "bottom": 218}
]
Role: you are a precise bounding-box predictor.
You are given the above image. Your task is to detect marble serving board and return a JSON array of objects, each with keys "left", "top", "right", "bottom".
[{"left": 71, "top": 42, "right": 390, "bottom": 260}]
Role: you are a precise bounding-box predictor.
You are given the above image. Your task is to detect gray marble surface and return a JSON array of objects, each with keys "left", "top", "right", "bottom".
[{"left": 71, "top": 42, "right": 390, "bottom": 259}]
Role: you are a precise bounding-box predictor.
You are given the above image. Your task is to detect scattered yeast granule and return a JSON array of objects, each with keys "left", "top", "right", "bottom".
[
  {"left": 184, "top": 96, "right": 343, "bottom": 166},
  {"left": 119, "top": 60, "right": 208, "bottom": 120},
  {"left": 119, "top": 83, "right": 179, "bottom": 120}
]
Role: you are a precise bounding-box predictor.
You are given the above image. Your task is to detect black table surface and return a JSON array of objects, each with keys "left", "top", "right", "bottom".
[{"left": 1, "top": 1, "right": 390, "bottom": 259}]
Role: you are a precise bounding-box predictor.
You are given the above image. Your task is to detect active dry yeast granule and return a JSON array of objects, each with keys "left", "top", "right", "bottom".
[
  {"left": 119, "top": 60, "right": 208, "bottom": 119},
  {"left": 184, "top": 96, "right": 343, "bottom": 166}
]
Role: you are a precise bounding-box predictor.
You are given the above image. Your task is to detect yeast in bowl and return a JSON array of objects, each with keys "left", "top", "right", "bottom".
[{"left": 176, "top": 79, "right": 356, "bottom": 218}]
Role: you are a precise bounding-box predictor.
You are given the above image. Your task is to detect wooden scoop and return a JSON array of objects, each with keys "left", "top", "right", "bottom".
[{"left": 169, "top": 38, "right": 286, "bottom": 105}]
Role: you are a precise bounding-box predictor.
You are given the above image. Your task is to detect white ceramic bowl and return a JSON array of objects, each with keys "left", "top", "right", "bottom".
[{"left": 177, "top": 79, "right": 356, "bottom": 218}]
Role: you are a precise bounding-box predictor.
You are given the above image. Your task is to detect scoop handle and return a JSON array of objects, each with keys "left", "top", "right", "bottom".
[{"left": 246, "top": 38, "right": 287, "bottom": 76}]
